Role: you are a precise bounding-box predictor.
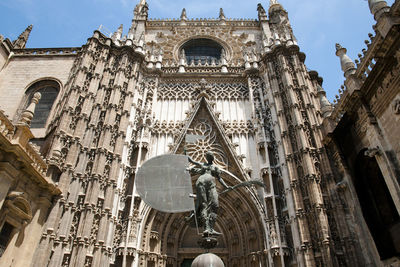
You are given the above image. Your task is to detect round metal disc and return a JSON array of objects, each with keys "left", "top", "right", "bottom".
[{"left": 135, "top": 154, "right": 195, "bottom": 213}]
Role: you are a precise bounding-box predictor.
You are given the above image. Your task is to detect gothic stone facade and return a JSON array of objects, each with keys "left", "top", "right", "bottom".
[{"left": 0, "top": 0, "right": 399, "bottom": 266}]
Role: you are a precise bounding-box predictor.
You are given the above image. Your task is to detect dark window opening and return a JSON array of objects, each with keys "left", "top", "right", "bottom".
[
  {"left": 181, "top": 38, "right": 223, "bottom": 65},
  {"left": 354, "top": 151, "right": 400, "bottom": 260},
  {"left": 0, "top": 222, "right": 15, "bottom": 257},
  {"left": 181, "top": 259, "right": 194, "bottom": 267},
  {"left": 30, "top": 86, "right": 58, "bottom": 128}
]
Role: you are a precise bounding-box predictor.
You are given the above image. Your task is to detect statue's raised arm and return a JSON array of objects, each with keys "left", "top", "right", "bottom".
[{"left": 184, "top": 147, "right": 202, "bottom": 167}]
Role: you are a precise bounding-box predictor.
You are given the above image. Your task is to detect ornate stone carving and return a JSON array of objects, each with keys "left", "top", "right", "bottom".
[
  {"left": 364, "top": 146, "right": 381, "bottom": 157},
  {"left": 185, "top": 119, "right": 228, "bottom": 167},
  {"left": 157, "top": 81, "right": 249, "bottom": 100},
  {"left": 393, "top": 97, "right": 400, "bottom": 115}
]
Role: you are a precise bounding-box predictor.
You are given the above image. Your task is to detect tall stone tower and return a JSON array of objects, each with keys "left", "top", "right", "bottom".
[{"left": 2, "top": 0, "right": 398, "bottom": 267}]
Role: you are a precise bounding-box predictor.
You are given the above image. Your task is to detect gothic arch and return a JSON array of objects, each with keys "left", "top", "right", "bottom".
[
  {"left": 23, "top": 77, "right": 63, "bottom": 94},
  {"left": 174, "top": 35, "right": 233, "bottom": 63},
  {"left": 18, "top": 78, "right": 62, "bottom": 129},
  {"left": 138, "top": 184, "right": 267, "bottom": 267}
]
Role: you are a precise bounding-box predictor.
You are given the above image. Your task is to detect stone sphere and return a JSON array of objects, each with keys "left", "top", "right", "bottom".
[{"left": 191, "top": 253, "right": 225, "bottom": 267}]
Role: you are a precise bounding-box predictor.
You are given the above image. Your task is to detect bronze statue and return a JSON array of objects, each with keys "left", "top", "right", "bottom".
[
  {"left": 135, "top": 148, "right": 265, "bottom": 241},
  {"left": 185, "top": 150, "right": 231, "bottom": 236}
]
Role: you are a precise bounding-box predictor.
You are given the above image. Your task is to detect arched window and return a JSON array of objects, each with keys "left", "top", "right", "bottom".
[
  {"left": 181, "top": 38, "right": 223, "bottom": 65},
  {"left": 24, "top": 80, "right": 59, "bottom": 128}
]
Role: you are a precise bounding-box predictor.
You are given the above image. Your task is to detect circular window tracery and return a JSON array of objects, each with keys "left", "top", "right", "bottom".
[{"left": 181, "top": 38, "right": 224, "bottom": 65}]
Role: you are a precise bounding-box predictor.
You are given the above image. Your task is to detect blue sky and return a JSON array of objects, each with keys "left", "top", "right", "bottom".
[{"left": 0, "top": 0, "right": 395, "bottom": 101}]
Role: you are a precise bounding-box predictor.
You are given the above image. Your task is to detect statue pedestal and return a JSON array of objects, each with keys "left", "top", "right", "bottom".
[{"left": 198, "top": 234, "right": 218, "bottom": 250}]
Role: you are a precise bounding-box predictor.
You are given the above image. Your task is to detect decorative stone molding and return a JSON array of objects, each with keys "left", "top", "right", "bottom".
[
  {"left": 393, "top": 96, "right": 400, "bottom": 115},
  {"left": 364, "top": 146, "right": 382, "bottom": 157}
]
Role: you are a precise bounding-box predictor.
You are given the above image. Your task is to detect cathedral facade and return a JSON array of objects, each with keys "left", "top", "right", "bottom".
[{"left": 0, "top": 0, "right": 399, "bottom": 266}]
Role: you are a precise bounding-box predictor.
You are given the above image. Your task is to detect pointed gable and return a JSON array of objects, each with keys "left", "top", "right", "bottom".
[{"left": 171, "top": 97, "right": 251, "bottom": 184}]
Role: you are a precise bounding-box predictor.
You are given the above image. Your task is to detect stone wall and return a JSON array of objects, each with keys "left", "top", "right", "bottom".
[{"left": 0, "top": 52, "right": 76, "bottom": 119}]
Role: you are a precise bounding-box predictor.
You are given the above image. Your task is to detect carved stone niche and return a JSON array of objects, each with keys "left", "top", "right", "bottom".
[
  {"left": 150, "top": 231, "right": 159, "bottom": 241},
  {"left": 0, "top": 192, "right": 32, "bottom": 256},
  {"left": 149, "top": 231, "right": 160, "bottom": 253},
  {"left": 2, "top": 192, "right": 32, "bottom": 229}
]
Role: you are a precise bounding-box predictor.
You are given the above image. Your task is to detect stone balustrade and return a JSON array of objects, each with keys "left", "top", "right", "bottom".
[
  {"left": 0, "top": 110, "right": 15, "bottom": 140},
  {"left": 13, "top": 47, "right": 80, "bottom": 56}
]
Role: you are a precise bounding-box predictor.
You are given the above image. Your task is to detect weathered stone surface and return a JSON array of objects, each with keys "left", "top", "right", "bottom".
[{"left": 0, "top": 0, "right": 399, "bottom": 266}]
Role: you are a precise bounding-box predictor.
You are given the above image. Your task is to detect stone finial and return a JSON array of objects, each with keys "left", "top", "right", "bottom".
[
  {"left": 335, "top": 43, "right": 356, "bottom": 78},
  {"left": 316, "top": 85, "right": 333, "bottom": 118},
  {"left": 270, "top": 0, "right": 281, "bottom": 8},
  {"left": 368, "top": 0, "right": 390, "bottom": 20},
  {"left": 257, "top": 3, "right": 267, "bottom": 16},
  {"left": 200, "top": 78, "right": 207, "bottom": 88},
  {"left": 268, "top": 0, "right": 287, "bottom": 20},
  {"left": 219, "top": 8, "right": 226, "bottom": 20},
  {"left": 179, "top": 49, "right": 186, "bottom": 61},
  {"left": 133, "top": 0, "right": 148, "bottom": 19},
  {"left": 221, "top": 48, "right": 228, "bottom": 73},
  {"left": 117, "top": 24, "right": 123, "bottom": 35},
  {"left": 180, "top": 8, "right": 187, "bottom": 20},
  {"left": 20, "top": 92, "right": 41, "bottom": 125},
  {"left": 197, "top": 79, "right": 212, "bottom": 99},
  {"left": 178, "top": 49, "right": 186, "bottom": 73},
  {"left": 257, "top": 3, "right": 268, "bottom": 21},
  {"left": 0, "top": 34, "right": 4, "bottom": 42},
  {"left": 13, "top": 25, "right": 33, "bottom": 49},
  {"left": 112, "top": 24, "right": 123, "bottom": 42}
]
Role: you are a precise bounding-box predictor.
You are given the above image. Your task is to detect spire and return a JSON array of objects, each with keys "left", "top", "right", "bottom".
[
  {"left": 180, "top": 8, "right": 187, "bottom": 20},
  {"left": 335, "top": 43, "right": 356, "bottom": 78},
  {"left": 219, "top": 8, "right": 226, "bottom": 20},
  {"left": 257, "top": 3, "right": 267, "bottom": 21},
  {"left": 368, "top": 0, "right": 390, "bottom": 21},
  {"left": 13, "top": 25, "right": 33, "bottom": 49},
  {"left": 129, "top": 0, "right": 148, "bottom": 42},
  {"left": 133, "top": 0, "right": 149, "bottom": 20},
  {"left": 112, "top": 24, "right": 123, "bottom": 43},
  {"left": 268, "top": 0, "right": 288, "bottom": 23}
]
